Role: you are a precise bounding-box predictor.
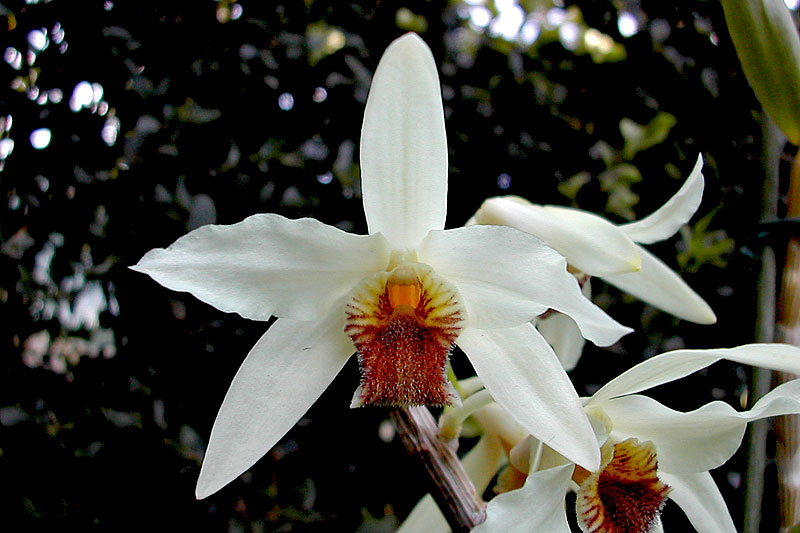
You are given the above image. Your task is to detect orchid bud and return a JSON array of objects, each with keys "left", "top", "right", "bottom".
[{"left": 722, "top": 0, "right": 800, "bottom": 145}]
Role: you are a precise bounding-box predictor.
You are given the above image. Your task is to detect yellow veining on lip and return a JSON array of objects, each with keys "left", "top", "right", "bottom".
[
  {"left": 576, "top": 438, "right": 670, "bottom": 533},
  {"left": 345, "top": 262, "right": 465, "bottom": 407}
]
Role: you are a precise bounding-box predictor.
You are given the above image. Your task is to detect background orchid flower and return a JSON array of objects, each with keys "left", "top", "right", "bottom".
[
  {"left": 468, "top": 155, "right": 716, "bottom": 370},
  {"left": 131, "top": 33, "right": 631, "bottom": 498},
  {"left": 468, "top": 343, "right": 800, "bottom": 533}
]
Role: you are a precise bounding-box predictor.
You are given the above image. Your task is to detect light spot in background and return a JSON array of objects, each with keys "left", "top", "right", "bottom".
[
  {"left": 230, "top": 3, "right": 242, "bottom": 19},
  {"left": 519, "top": 19, "right": 540, "bottom": 46},
  {"left": 70, "top": 81, "right": 95, "bottom": 111},
  {"left": 104, "top": 1, "right": 114, "bottom": 10},
  {"left": 786, "top": 0, "right": 799, "bottom": 9},
  {"left": 27, "top": 29, "right": 48, "bottom": 52},
  {"left": 497, "top": 173, "right": 512, "bottom": 189},
  {"left": 469, "top": 6, "right": 491, "bottom": 29},
  {"left": 51, "top": 22, "right": 65, "bottom": 44},
  {"left": 559, "top": 21, "right": 581, "bottom": 50},
  {"left": 317, "top": 172, "right": 333, "bottom": 184},
  {"left": 618, "top": 12, "right": 639, "bottom": 38},
  {"left": 4, "top": 47, "right": 22, "bottom": 70},
  {"left": 102, "top": 115, "right": 121, "bottom": 146},
  {"left": 0, "top": 138, "right": 14, "bottom": 159},
  {"left": 313, "top": 86, "right": 328, "bottom": 102},
  {"left": 546, "top": 7, "right": 567, "bottom": 28},
  {"left": 489, "top": 0, "right": 524, "bottom": 40},
  {"left": 278, "top": 92, "right": 294, "bottom": 111},
  {"left": 30, "top": 128, "right": 51, "bottom": 149}
]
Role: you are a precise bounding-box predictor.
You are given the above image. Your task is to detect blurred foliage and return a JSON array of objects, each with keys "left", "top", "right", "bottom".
[{"left": 0, "top": 0, "right": 788, "bottom": 530}]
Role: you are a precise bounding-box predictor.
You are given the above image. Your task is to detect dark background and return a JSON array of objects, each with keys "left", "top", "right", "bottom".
[{"left": 0, "top": 0, "right": 789, "bottom": 530}]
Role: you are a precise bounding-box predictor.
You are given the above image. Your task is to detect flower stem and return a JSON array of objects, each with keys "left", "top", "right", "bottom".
[
  {"left": 439, "top": 388, "right": 494, "bottom": 441},
  {"left": 391, "top": 406, "right": 487, "bottom": 531}
]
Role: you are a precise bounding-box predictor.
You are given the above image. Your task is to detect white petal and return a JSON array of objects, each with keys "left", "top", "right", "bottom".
[
  {"left": 602, "top": 244, "right": 716, "bottom": 324},
  {"left": 420, "top": 225, "right": 632, "bottom": 346},
  {"left": 536, "top": 313, "right": 585, "bottom": 371},
  {"left": 658, "top": 471, "right": 736, "bottom": 533},
  {"left": 603, "top": 380, "right": 800, "bottom": 474},
  {"left": 536, "top": 281, "right": 590, "bottom": 371},
  {"left": 620, "top": 154, "right": 705, "bottom": 244},
  {"left": 360, "top": 33, "right": 447, "bottom": 248},
  {"left": 132, "top": 214, "right": 390, "bottom": 321},
  {"left": 589, "top": 343, "right": 800, "bottom": 405},
  {"left": 396, "top": 494, "right": 449, "bottom": 533},
  {"left": 602, "top": 395, "right": 745, "bottom": 474},
  {"left": 473, "top": 197, "right": 641, "bottom": 276},
  {"left": 397, "top": 434, "right": 506, "bottom": 533},
  {"left": 195, "top": 309, "right": 354, "bottom": 498},
  {"left": 472, "top": 464, "right": 574, "bottom": 533},
  {"left": 458, "top": 324, "right": 601, "bottom": 471}
]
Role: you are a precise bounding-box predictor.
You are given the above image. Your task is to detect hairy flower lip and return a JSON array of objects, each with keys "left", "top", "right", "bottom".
[{"left": 345, "top": 262, "right": 465, "bottom": 408}]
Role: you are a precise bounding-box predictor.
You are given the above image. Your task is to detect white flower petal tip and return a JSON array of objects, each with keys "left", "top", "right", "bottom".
[
  {"left": 473, "top": 197, "right": 642, "bottom": 276},
  {"left": 603, "top": 245, "right": 716, "bottom": 325},
  {"left": 131, "top": 214, "right": 392, "bottom": 322},
  {"left": 360, "top": 33, "right": 448, "bottom": 248},
  {"left": 620, "top": 154, "right": 705, "bottom": 245}
]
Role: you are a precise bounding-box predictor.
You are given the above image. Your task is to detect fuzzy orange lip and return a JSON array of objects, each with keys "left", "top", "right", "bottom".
[
  {"left": 345, "top": 263, "right": 464, "bottom": 407},
  {"left": 576, "top": 438, "right": 670, "bottom": 533}
]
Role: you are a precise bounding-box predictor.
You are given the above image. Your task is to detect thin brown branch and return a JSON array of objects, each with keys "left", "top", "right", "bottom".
[
  {"left": 391, "top": 406, "right": 487, "bottom": 532},
  {"left": 775, "top": 151, "right": 800, "bottom": 530}
]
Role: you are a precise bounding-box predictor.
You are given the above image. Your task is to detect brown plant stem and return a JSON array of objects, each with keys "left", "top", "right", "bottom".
[
  {"left": 775, "top": 151, "right": 800, "bottom": 531},
  {"left": 391, "top": 406, "right": 487, "bottom": 532}
]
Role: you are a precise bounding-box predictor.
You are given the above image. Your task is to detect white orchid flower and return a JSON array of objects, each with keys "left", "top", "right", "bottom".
[
  {"left": 469, "top": 155, "right": 716, "bottom": 370},
  {"left": 470, "top": 343, "right": 800, "bottom": 533},
  {"left": 132, "top": 33, "right": 631, "bottom": 498}
]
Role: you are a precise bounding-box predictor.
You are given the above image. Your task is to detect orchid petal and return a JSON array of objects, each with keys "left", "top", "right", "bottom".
[
  {"left": 420, "top": 225, "right": 632, "bottom": 346},
  {"left": 473, "top": 197, "right": 641, "bottom": 275},
  {"left": 537, "top": 312, "right": 585, "bottom": 371},
  {"left": 396, "top": 494, "right": 449, "bottom": 533},
  {"left": 360, "top": 33, "right": 447, "bottom": 248},
  {"left": 397, "top": 434, "right": 505, "bottom": 533},
  {"left": 458, "top": 324, "right": 601, "bottom": 471},
  {"left": 195, "top": 309, "right": 354, "bottom": 499},
  {"left": 473, "top": 464, "right": 574, "bottom": 533},
  {"left": 602, "top": 244, "right": 716, "bottom": 324},
  {"left": 602, "top": 380, "right": 800, "bottom": 474},
  {"left": 589, "top": 343, "right": 800, "bottom": 405},
  {"left": 658, "top": 471, "right": 736, "bottom": 533},
  {"left": 132, "top": 214, "right": 390, "bottom": 322},
  {"left": 536, "top": 281, "right": 591, "bottom": 370},
  {"left": 620, "top": 154, "right": 705, "bottom": 244}
]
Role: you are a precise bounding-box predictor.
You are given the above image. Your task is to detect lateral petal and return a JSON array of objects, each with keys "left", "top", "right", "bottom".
[
  {"left": 657, "top": 471, "right": 736, "bottom": 533},
  {"left": 360, "top": 33, "right": 448, "bottom": 248},
  {"left": 195, "top": 309, "right": 354, "bottom": 499},
  {"left": 472, "top": 197, "right": 641, "bottom": 276},
  {"left": 458, "top": 324, "right": 601, "bottom": 471},
  {"left": 472, "top": 464, "right": 574, "bottom": 533},
  {"left": 419, "top": 225, "right": 631, "bottom": 346},
  {"left": 132, "top": 214, "right": 390, "bottom": 321},
  {"left": 536, "top": 281, "right": 591, "bottom": 371},
  {"left": 620, "top": 154, "right": 705, "bottom": 244},
  {"left": 589, "top": 343, "right": 800, "bottom": 405},
  {"left": 602, "top": 380, "right": 800, "bottom": 474},
  {"left": 602, "top": 245, "right": 716, "bottom": 324}
]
